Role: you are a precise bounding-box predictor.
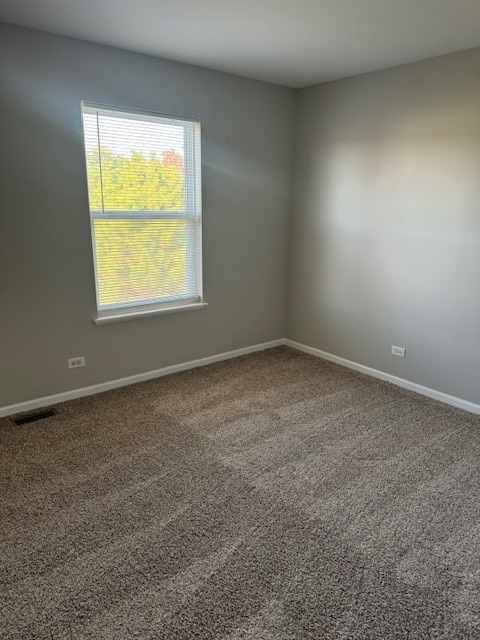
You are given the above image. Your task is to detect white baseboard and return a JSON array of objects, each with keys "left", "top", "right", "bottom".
[
  {"left": 0, "top": 339, "right": 285, "bottom": 418},
  {"left": 285, "top": 339, "right": 480, "bottom": 416},
  {"left": 3, "top": 337, "right": 479, "bottom": 419}
]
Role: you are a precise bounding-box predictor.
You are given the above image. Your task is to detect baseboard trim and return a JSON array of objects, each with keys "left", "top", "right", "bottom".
[
  {"left": 0, "top": 339, "right": 285, "bottom": 418},
  {"left": 285, "top": 339, "right": 480, "bottom": 416},
  {"left": 4, "top": 338, "right": 478, "bottom": 419}
]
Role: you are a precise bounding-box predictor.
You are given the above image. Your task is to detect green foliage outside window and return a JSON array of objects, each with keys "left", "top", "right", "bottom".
[{"left": 86, "top": 148, "right": 189, "bottom": 306}]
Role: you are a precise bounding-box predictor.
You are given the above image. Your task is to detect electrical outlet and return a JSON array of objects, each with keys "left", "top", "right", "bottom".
[
  {"left": 68, "top": 356, "right": 86, "bottom": 369},
  {"left": 391, "top": 346, "right": 406, "bottom": 358}
]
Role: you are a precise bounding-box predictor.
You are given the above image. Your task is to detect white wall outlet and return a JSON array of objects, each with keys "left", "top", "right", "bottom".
[
  {"left": 391, "top": 346, "right": 406, "bottom": 358},
  {"left": 68, "top": 356, "right": 86, "bottom": 369}
]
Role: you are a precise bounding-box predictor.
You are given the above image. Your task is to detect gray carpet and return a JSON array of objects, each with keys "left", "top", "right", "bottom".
[{"left": 1, "top": 346, "right": 479, "bottom": 639}]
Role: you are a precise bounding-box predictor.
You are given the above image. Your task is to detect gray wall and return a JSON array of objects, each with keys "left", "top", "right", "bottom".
[
  {"left": 2, "top": 24, "right": 479, "bottom": 409},
  {"left": 0, "top": 24, "right": 295, "bottom": 406},
  {"left": 287, "top": 48, "right": 480, "bottom": 404}
]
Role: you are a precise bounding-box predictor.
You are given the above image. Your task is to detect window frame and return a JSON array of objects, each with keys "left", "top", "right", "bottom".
[{"left": 81, "top": 101, "right": 206, "bottom": 324}]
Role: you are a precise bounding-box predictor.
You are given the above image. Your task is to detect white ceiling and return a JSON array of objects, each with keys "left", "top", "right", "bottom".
[{"left": 1, "top": 0, "right": 480, "bottom": 88}]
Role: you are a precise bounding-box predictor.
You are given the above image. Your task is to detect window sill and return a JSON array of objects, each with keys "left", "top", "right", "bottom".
[{"left": 94, "top": 301, "right": 208, "bottom": 325}]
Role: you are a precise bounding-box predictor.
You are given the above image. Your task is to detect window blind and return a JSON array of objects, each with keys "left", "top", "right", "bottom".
[{"left": 81, "top": 103, "right": 202, "bottom": 315}]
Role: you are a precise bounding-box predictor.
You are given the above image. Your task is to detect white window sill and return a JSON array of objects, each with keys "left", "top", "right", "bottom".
[{"left": 94, "top": 301, "right": 208, "bottom": 325}]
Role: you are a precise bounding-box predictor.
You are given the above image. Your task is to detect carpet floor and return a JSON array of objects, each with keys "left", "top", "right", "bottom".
[{"left": 1, "top": 346, "right": 479, "bottom": 639}]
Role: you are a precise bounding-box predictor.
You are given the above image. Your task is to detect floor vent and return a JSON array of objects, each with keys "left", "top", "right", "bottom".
[{"left": 12, "top": 409, "right": 57, "bottom": 426}]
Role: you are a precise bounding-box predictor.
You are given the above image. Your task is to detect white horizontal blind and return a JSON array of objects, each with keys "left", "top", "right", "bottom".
[{"left": 81, "top": 103, "right": 202, "bottom": 314}]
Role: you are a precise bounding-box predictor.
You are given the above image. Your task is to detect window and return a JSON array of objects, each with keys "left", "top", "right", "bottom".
[{"left": 81, "top": 102, "right": 204, "bottom": 323}]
